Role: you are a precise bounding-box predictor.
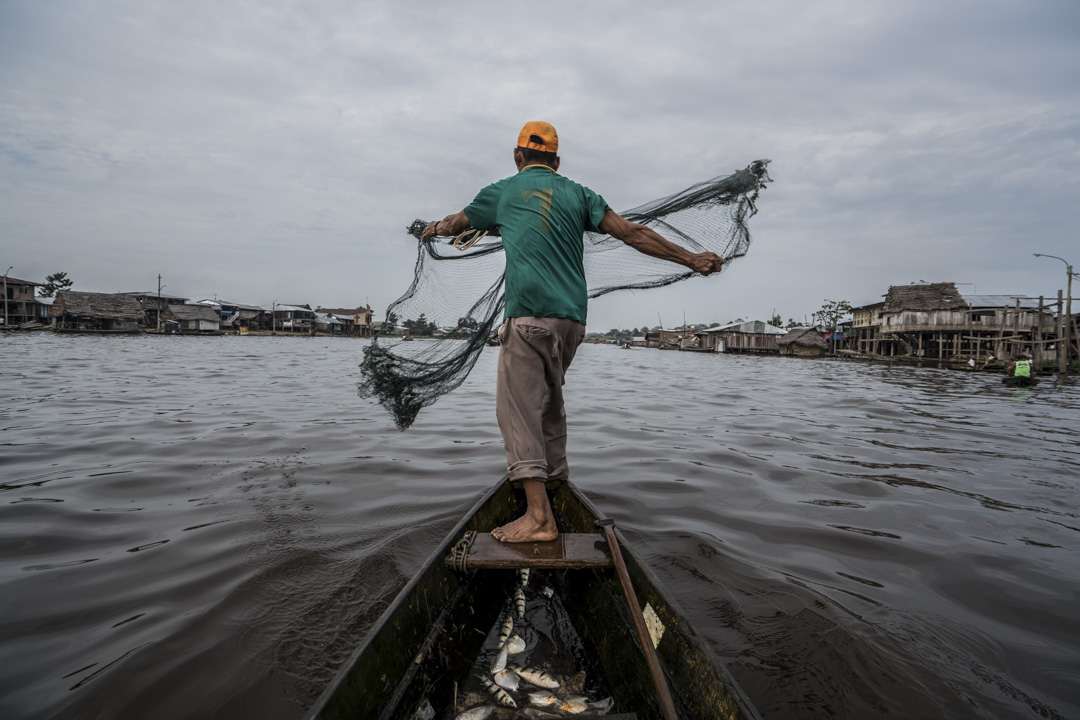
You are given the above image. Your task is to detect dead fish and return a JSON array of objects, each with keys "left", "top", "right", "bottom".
[
  {"left": 455, "top": 705, "right": 495, "bottom": 720},
  {"left": 540, "top": 586, "right": 554, "bottom": 598},
  {"left": 528, "top": 691, "right": 560, "bottom": 707},
  {"left": 497, "top": 615, "right": 514, "bottom": 647},
  {"left": 518, "top": 709, "right": 559, "bottom": 720},
  {"left": 588, "top": 697, "right": 615, "bottom": 715},
  {"left": 510, "top": 664, "right": 560, "bottom": 690},
  {"left": 506, "top": 634, "right": 526, "bottom": 654},
  {"left": 480, "top": 677, "right": 516, "bottom": 708},
  {"left": 489, "top": 645, "right": 508, "bottom": 673},
  {"left": 492, "top": 668, "right": 519, "bottom": 692},
  {"left": 514, "top": 588, "right": 526, "bottom": 618},
  {"left": 518, "top": 568, "right": 530, "bottom": 586},
  {"left": 558, "top": 696, "right": 590, "bottom": 714}
]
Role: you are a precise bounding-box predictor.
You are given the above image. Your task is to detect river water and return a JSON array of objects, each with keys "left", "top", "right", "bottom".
[{"left": 1, "top": 333, "right": 1077, "bottom": 720}]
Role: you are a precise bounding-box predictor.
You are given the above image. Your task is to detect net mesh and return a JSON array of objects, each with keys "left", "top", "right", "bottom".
[{"left": 359, "top": 160, "right": 771, "bottom": 429}]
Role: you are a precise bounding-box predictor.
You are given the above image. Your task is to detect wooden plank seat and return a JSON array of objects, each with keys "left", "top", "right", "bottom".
[{"left": 446, "top": 532, "right": 613, "bottom": 570}]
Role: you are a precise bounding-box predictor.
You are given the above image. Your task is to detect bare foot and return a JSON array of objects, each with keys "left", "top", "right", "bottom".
[{"left": 492, "top": 513, "right": 558, "bottom": 543}]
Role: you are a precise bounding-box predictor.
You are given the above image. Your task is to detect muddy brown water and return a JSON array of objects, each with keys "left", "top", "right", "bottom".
[{"left": 1, "top": 334, "right": 1078, "bottom": 719}]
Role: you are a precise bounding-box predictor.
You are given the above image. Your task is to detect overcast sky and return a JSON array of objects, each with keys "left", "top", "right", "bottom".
[{"left": 2, "top": 0, "right": 1078, "bottom": 330}]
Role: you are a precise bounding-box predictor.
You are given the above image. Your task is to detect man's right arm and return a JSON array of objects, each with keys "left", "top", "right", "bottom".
[{"left": 598, "top": 209, "right": 724, "bottom": 276}]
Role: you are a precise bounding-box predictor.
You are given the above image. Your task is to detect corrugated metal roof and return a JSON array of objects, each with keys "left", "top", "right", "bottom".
[
  {"left": 201, "top": 299, "right": 265, "bottom": 311},
  {"left": 700, "top": 320, "right": 786, "bottom": 335},
  {"left": 961, "top": 294, "right": 1044, "bottom": 309},
  {"left": 118, "top": 291, "right": 191, "bottom": 301}
]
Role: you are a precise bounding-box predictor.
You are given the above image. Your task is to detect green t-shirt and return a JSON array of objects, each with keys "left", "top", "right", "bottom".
[{"left": 465, "top": 165, "right": 608, "bottom": 325}]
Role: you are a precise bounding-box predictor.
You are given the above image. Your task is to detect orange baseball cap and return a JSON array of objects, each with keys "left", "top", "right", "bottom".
[{"left": 517, "top": 121, "right": 558, "bottom": 154}]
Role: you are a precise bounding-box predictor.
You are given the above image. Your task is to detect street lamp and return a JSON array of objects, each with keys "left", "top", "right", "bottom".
[
  {"left": 1034, "top": 253, "right": 1078, "bottom": 373},
  {"left": 3, "top": 266, "right": 12, "bottom": 328}
]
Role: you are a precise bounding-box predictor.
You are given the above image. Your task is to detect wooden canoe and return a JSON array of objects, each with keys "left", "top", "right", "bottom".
[{"left": 306, "top": 477, "right": 762, "bottom": 720}]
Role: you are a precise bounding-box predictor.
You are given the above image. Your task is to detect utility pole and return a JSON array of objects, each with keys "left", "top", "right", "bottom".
[
  {"left": 1034, "top": 254, "right": 1076, "bottom": 375},
  {"left": 272, "top": 300, "right": 277, "bottom": 334},
  {"left": 156, "top": 274, "right": 163, "bottom": 332},
  {"left": 3, "top": 266, "right": 11, "bottom": 328}
]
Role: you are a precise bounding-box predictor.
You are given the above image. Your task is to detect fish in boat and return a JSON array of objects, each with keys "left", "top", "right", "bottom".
[
  {"left": 514, "top": 587, "right": 526, "bottom": 618},
  {"left": 528, "top": 691, "right": 560, "bottom": 707},
  {"left": 480, "top": 677, "right": 516, "bottom": 708},
  {"left": 506, "top": 633, "right": 526, "bottom": 654},
  {"left": 518, "top": 709, "right": 559, "bottom": 719},
  {"left": 510, "top": 664, "right": 560, "bottom": 690},
  {"left": 455, "top": 705, "right": 495, "bottom": 720},
  {"left": 559, "top": 696, "right": 590, "bottom": 714},
  {"left": 489, "top": 645, "right": 508, "bottom": 673},
  {"left": 518, "top": 567, "right": 530, "bottom": 586},
  {"left": 497, "top": 615, "right": 513, "bottom": 646},
  {"left": 303, "top": 476, "right": 763, "bottom": 720},
  {"left": 493, "top": 668, "right": 519, "bottom": 691}
]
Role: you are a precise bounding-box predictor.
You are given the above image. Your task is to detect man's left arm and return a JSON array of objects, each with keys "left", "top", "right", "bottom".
[
  {"left": 421, "top": 211, "right": 471, "bottom": 241},
  {"left": 598, "top": 209, "right": 724, "bottom": 275}
]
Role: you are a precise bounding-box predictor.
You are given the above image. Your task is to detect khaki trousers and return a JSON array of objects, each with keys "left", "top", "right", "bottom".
[{"left": 496, "top": 316, "right": 586, "bottom": 483}]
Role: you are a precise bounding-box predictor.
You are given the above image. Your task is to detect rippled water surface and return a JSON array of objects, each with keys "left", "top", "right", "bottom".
[{"left": 1, "top": 334, "right": 1078, "bottom": 719}]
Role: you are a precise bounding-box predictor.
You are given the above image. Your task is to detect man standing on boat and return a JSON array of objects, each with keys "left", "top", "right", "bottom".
[{"left": 422, "top": 122, "right": 724, "bottom": 543}]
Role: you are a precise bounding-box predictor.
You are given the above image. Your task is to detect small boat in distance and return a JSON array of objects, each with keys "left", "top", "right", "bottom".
[{"left": 306, "top": 477, "right": 761, "bottom": 720}]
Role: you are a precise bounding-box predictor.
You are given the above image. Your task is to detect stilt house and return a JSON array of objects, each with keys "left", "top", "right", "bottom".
[{"left": 858, "top": 282, "right": 1057, "bottom": 362}]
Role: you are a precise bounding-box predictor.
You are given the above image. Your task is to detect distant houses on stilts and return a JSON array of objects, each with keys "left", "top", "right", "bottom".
[{"left": 28, "top": 290, "right": 376, "bottom": 337}]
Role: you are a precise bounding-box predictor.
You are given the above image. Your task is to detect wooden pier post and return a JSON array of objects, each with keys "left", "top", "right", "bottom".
[
  {"left": 1059, "top": 291, "right": 1066, "bottom": 377},
  {"left": 1035, "top": 296, "right": 1044, "bottom": 370}
]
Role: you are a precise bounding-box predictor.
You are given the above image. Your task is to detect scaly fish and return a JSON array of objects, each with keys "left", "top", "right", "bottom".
[
  {"left": 514, "top": 588, "right": 526, "bottom": 618},
  {"left": 480, "top": 677, "right": 516, "bottom": 708},
  {"left": 518, "top": 709, "right": 559, "bottom": 720},
  {"left": 497, "top": 615, "right": 513, "bottom": 647},
  {"left": 510, "top": 664, "right": 560, "bottom": 690},
  {"left": 492, "top": 668, "right": 519, "bottom": 692},
  {"left": 455, "top": 705, "right": 495, "bottom": 720},
  {"left": 506, "top": 634, "right": 526, "bottom": 655},
  {"left": 558, "top": 696, "right": 590, "bottom": 714},
  {"left": 589, "top": 697, "right": 615, "bottom": 715},
  {"left": 489, "top": 645, "right": 508, "bottom": 673},
  {"left": 518, "top": 568, "right": 530, "bottom": 586},
  {"left": 528, "top": 691, "right": 560, "bottom": 707}
]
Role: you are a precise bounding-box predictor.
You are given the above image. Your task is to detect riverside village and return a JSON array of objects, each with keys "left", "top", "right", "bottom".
[{"left": 3, "top": 271, "right": 1078, "bottom": 379}]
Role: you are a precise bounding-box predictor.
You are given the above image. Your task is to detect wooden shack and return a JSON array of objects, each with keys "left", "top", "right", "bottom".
[
  {"left": 49, "top": 291, "right": 144, "bottom": 332},
  {"left": 777, "top": 327, "right": 828, "bottom": 357},
  {"left": 163, "top": 304, "right": 222, "bottom": 333},
  {"left": 874, "top": 283, "right": 1056, "bottom": 362},
  {"left": 696, "top": 320, "right": 785, "bottom": 353}
]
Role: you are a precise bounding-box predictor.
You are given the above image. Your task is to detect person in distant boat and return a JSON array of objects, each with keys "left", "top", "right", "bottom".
[
  {"left": 421, "top": 121, "right": 725, "bottom": 543},
  {"left": 1007, "top": 354, "right": 1033, "bottom": 380}
]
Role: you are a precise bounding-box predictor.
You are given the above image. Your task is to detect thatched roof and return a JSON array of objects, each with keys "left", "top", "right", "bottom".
[
  {"left": 882, "top": 282, "right": 964, "bottom": 312},
  {"left": 49, "top": 291, "right": 145, "bottom": 321},
  {"left": 165, "top": 304, "right": 221, "bottom": 323},
  {"left": 777, "top": 327, "right": 828, "bottom": 348}
]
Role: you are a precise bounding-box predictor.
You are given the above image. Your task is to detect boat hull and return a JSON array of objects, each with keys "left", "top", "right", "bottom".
[{"left": 306, "top": 478, "right": 760, "bottom": 720}]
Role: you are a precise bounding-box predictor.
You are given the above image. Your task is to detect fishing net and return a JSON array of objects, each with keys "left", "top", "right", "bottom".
[{"left": 360, "top": 160, "right": 771, "bottom": 429}]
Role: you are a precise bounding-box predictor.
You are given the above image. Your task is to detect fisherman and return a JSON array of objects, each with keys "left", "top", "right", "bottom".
[
  {"left": 422, "top": 121, "right": 725, "bottom": 543},
  {"left": 1007, "top": 354, "right": 1033, "bottom": 380}
]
